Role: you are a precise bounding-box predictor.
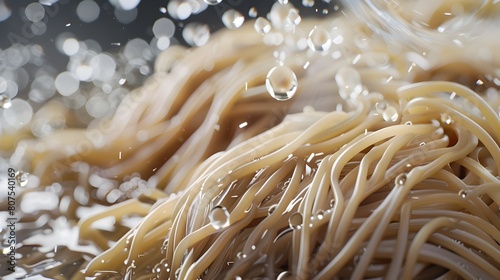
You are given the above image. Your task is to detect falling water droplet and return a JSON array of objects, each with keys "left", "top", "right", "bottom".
[
  {"left": 266, "top": 65, "right": 298, "bottom": 101},
  {"left": 268, "top": 204, "right": 278, "bottom": 215},
  {"left": 254, "top": 17, "right": 271, "bottom": 35},
  {"left": 222, "top": 9, "right": 245, "bottom": 30},
  {"left": 209, "top": 206, "right": 230, "bottom": 229},
  {"left": 382, "top": 105, "right": 399, "bottom": 122},
  {"left": 335, "top": 66, "right": 363, "bottom": 100},
  {"left": 15, "top": 171, "right": 29, "bottom": 187},
  {"left": 0, "top": 94, "right": 12, "bottom": 109},
  {"left": 307, "top": 26, "right": 331, "bottom": 52},
  {"left": 458, "top": 190, "right": 467, "bottom": 198},
  {"left": 203, "top": 0, "right": 222, "bottom": 5},
  {"left": 289, "top": 212, "right": 303, "bottom": 230},
  {"left": 395, "top": 173, "right": 407, "bottom": 186}
]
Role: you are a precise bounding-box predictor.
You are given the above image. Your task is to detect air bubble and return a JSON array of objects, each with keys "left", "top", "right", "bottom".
[
  {"left": 209, "top": 205, "right": 230, "bottom": 229},
  {"left": 254, "top": 17, "right": 271, "bottom": 35},
  {"left": 15, "top": 170, "right": 29, "bottom": 187},
  {"left": 222, "top": 9, "right": 244, "bottom": 30},
  {"left": 0, "top": 94, "right": 12, "bottom": 109},
  {"left": 458, "top": 190, "right": 467, "bottom": 198},
  {"left": 203, "top": 0, "right": 222, "bottom": 5},
  {"left": 266, "top": 65, "right": 298, "bottom": 101},
  {"left": 307, "top": 26, "right": 331, "bottom": 52},
  {"left": 382, "top": 106, "right": 399, "bottom": 122},
  {"left": 289, "top": 212, "right": 303, "bottom": 230},
  {"left": 395, "top": 173, "right": 407, "bottom": 186},
  {"left": 335, "top": 66, "right": 363, "bottom": 100}
]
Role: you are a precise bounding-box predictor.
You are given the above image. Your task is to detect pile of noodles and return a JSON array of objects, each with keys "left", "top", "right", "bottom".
[{"left": 3, "top": 3, "right": 500, "bottom": 280}]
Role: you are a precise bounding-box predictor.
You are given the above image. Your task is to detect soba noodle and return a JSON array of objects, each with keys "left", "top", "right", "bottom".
[{"left": 2, "top": 2, "right": 499, "bottom": 280}]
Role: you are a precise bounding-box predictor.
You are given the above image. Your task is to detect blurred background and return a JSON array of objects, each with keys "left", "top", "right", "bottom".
[{"left": 0, "top": 0, "right": 338, "bottom": 134}]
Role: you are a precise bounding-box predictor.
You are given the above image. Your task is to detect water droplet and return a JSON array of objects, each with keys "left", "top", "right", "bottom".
[
  {"left": 254, "top": 17, "right": 271, "bottom": 35},
  {"left": 458, "top": 190, "right": 467, "bottom": 198},
  {"left": 307, "top": 26, "right": 331, "bottom": 52},
  {"left": 316, "top": 210, "right": 324, "bottom": 220},
  {"left": 419, "top": 142, "right": 426, "bottom": 146},
  {"left": 209, "top": 205, "right": 230, "bottom": 229},
  {"left": 382, "top": 106, "right": 399, "bottom": 122},
  {"left": 277, "top": 271, "right": 292, "bottom": 280},
  {"left": 395, "top": 173, "right": 407, "bottom": 186},
  {"left": 251, "top": 245, "right": 256, "bottom": 250},
  {"left": 302, "top": 0, "right": 315, "bottom": 7},
  {"left": 287, "top": 9, "right": 301, "bottom": 25},
  {"left": 236, "top": 252, "right": 247, "bottom": 259},
  {"left": 405, "top": 121, "right": 413, "bottom": 125},
  {"left": 335, "top": 66, "right": 363, "bottom": 100},
  {"left": 266, "top": 65, "right": 298, "bottom": 101},
  {"left": 440, "top": 113, "right": 452, "bottom": 125},
  {"left": 182, "top": 22, "right": 210, "bottom": 47},
  {"left": 222, "top": 9, "right": 244, "bottom": 30},
  {"left": 329, "top": 199, "right": 335, "bottom": 207},
  {"left": 15, "top": 171, "right": 28, "bottom": 187},
  {"left": 203, "top": 0, "right": 221, "bottom": 5},
  {"left": 278, "top": 0, "right": 289, "bottom": 4},
  {"left": 0, "top": 94, "right": 12, "bottom": 109},
  {"left": 289, "top": 212, "right": 303, "bottom": 230},
  {"left": 248, "top": 7, "right": 257, "bottom": 17},
  {"left": 268, "top": 204, "right": 278, "bottom": 215}
]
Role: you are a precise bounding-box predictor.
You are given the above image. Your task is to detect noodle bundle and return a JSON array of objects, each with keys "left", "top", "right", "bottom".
[{"left": 2, "top": 2, "right": 500, "bottom": 280}]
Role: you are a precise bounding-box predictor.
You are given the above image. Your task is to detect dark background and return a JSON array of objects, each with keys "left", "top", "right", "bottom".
[{"left": 0, "top": 0, "right": 339, "bottom": 71}]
